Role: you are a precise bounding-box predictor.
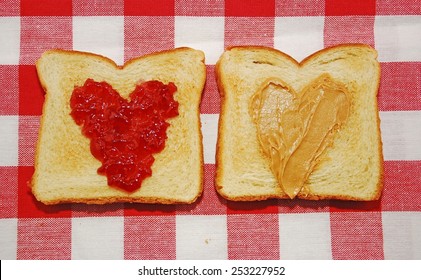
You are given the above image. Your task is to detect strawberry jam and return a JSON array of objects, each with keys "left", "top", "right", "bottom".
[{"left": 70, "top": 79, "right": 179, "bottom": 192}]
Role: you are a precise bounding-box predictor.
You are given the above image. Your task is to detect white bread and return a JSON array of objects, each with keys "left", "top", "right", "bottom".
[
  {"left": 32, "top": 48, "right": 206, "bottom": 204},
  {"left": 215, "top": 44, "right": 383, "bottom": 201}
]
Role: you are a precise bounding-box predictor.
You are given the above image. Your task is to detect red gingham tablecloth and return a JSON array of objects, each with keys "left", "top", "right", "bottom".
[{"left": 1, "top": 0, "right": 420, "bottom": 260}]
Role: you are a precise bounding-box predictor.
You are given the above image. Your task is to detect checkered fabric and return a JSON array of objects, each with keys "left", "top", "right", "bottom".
[{"left": 1, "top": 0, "right": 420, "bottom": 260}]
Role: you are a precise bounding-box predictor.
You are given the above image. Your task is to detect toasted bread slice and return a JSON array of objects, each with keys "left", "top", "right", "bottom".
[
  {"left": 32, "top": 48, "right": 206, "bottom": 204},
  {"left": 215, "top": 44, "right": 383, "bottom": 201}
]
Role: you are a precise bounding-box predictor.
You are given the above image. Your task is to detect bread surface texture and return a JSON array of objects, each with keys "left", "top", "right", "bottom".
[
  {"left": 215, "top": 44, "right": 383, "bottom": 201},
  {"left": 32, "top": 48, "right": 206, "bottom": 204}
]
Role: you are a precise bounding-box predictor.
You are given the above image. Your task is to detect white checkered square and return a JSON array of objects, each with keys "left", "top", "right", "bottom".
[
  {"left": 274, "top": 16, "right": 324, "bottom": 62},
  {"left": 0, "top": 116, "right": 18, "bottom": 166},
  {"left": 375, "top": 16, "right": 421, "bottom": 62},
  {"left": 380, "top": 111, "right": 421, "bottom": 161},
  {"left": 382, "top": 211, "right": 421, "bottom": 259},
  {"left": 0, "top": 17, "right": 20, "bottom": 65},
  {"left": 72, "top": 217, "right": 124, "bottom": 259},
  {"left": 175, "top": 16, "right": 224, "bottom": 65},
  {"left": 73, "top": 16, "right": 124, "bottom": 65},
  {"left": 0, "top": 218, "right": 17, "bottom": 259},
  {"left": 176, "top": 215, "right": 227, "bottom": 259},
  {"left": 279, "top": 213, "right": 332, "bottom": 259},
  {"left": 200, "top": 114, "right": 219, "bottom": 164}
]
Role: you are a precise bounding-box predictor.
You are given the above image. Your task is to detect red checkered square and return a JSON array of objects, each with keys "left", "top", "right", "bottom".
[
  {"left": 324, "top": 16, "right": 375, "bottom": 47},
  {"left": 278, "top": 199, "right": 330, "bottom": 213},
  {"left": 124, "top": 202, "right": 176, "bottom": 216},
  {"left": 227, "top": 199, "right": 279, "bottom": 215},
  {"left": 124, "top": 16, "right": 174, "bottom": 62},
  {"left": 378, "top": 62, "right": 421, "bottom": 111},
  {"left": 18, "top": 166, "right": 72, "bottom": 219},
  {"left": 228, "top": 214, "right": 279, "bottom": 259},
  {"left": 124, "top": 0, "right": 175, "bottom": 16},
  {"left": 225, "top": 0, "right": 275, "bottom": 16},
  {"left": 377, "top": 0, "right": 421, "bottom": 15},
  {"left": 0, "top": 167, "right": 18, "bottom": 218},
  {"left": 224, "top": 17, "right": 274, "bottom": 47},
  {"left": 382, "top": 161, "right": 421, "bottom": 211},
  {"left": 175, "top": 0, "right": 224, "bottom": 16},
  {"left": 330, "top": 211, "right": 384, "bottom": 259},
  {"left": 0, "top": 66, "right": 19, "bottom": 115},
  {"left": 124, "top": 216, "right": 176, "bottom": 259},
  {"left": 329, "top": 200, "right": 381, "bottom": 212},
  {"left": 325, "top": 0, "right": 375, "bottom": 16},
  {"left": 18, "top": 116, "right": 40, "bottom": 166},
  {"left": 200, "top": 65, "right": 220, "bottom": 114},
  {"left": 275, "top": 0, "right": 325, "bottom": 16},
  {"left": 17, "top": 218, "right": 71, "bottom": 259},
  {"left": 71, "top": 203, "right": 125, "bottom": 218},
  {"left": 73, "top": 0, "right": 124, "bottom": 16},
  {"left": 19, "top": 16, "right": 72, "bottom": 65},
  {"left": 177, "top": 164, "right": 227, "bottom": 215},
  {"left": 18, "top": 65, "right": 45, "bottom": 116},
  {"left": 0, "top": 0, "right": 20, "bottom": 16},
  {"left": 20, "top": 0, "right": 73, "bottom": 16}
]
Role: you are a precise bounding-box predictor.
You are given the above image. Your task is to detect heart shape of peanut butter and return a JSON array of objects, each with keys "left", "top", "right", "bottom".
[
  {"left": 250, "top": 74, "right": 350, "bottom": 199},
  {"left": 70, "top": 79, "right": 179, "bottom": 192}
]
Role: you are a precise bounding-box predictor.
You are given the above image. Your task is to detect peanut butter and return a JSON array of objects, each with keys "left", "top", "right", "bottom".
[{"left": 250, "top": 74, "right": 350, "bottom": 199}]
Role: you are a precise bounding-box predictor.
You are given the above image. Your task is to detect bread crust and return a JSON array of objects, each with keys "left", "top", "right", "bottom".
[
  {"left": 32, "top": 47, "right": 205, "bottom": 205},
  {"left": 215, "top": 44, "right": 383, "bottom": 201}
]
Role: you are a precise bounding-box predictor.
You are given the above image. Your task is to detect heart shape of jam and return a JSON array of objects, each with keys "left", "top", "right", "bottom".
[
  {"left": 70, "top": 79, "right": 179, "bottom": 192},
  {"left": 250, "top": 74, "right": 350, "bottom": 198}
]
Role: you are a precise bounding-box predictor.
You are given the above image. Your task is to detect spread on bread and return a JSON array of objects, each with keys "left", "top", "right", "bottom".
[
  {"left": 250, "top": 74, "right": 350, "bottom": 198},
  {"left": 70, "top": 79, "right": 179, "bottom": 192}
]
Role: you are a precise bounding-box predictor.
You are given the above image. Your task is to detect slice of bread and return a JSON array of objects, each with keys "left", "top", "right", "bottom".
[
  {"left": 215, "top": 44, "right": 383, "bottom": 201},
  {"left": 32, "top": 48, "right": 206, "bottom": 204}
]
